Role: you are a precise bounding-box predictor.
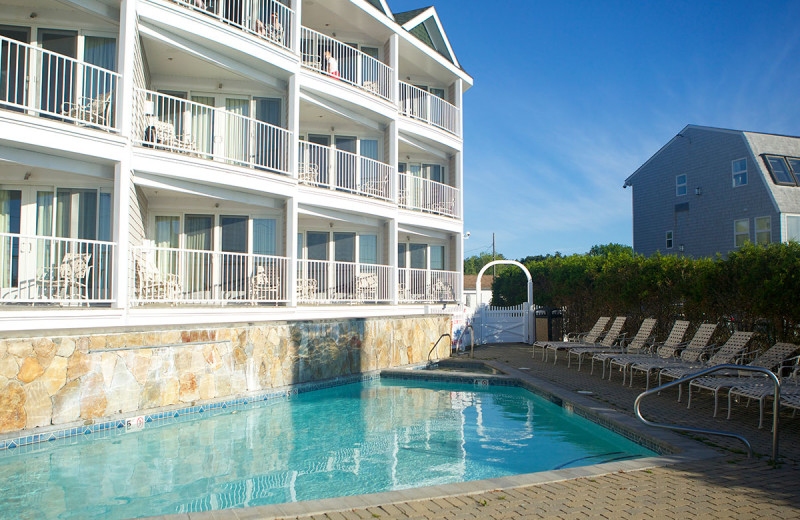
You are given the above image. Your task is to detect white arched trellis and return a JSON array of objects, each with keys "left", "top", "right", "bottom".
[{"left": 475, "top": 260, "right": 534, "bottom": 344}]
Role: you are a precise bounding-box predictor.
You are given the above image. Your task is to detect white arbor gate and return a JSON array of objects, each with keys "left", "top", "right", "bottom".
[{"left": 474, "top": 260, "right": 534, "bottom": 345}]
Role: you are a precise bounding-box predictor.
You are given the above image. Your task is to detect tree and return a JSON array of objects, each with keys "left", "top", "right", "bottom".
[{"left": 463, "top": 252, "right": 506, "bottom": 275}]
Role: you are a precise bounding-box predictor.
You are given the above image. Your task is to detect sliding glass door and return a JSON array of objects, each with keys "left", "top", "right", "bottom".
[{"left": 39, "top": 30, "right": 77, "bottom": 117}]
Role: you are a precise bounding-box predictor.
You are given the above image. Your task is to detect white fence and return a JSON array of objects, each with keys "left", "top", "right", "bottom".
[
  {"left": 399, "top": 174, "right": 460, "bottom": 218},
  {"left": 0, "top": 35, "right": 119, "bottom": 132},
  {"left": 298, "top": 140, "right": 393, "bottom": 200},
  {"left": 170, "top": 0, "right": 294, "bottom": 51},
  {"left": 399, "top": 82, "right": 459, "bottom": 135},
  {"left": 296, "top": 259, "right": 392, "bottom": 303},
  {"left": 134, "top": 89, "right": 291, "bottom": 175},
  {"left": 474, "top": 302, "right": 530, "bottom": 344},
  {"left": 398, "top": 268, "right": 459, "bottom": 303},
  {"left": 131, "top": 246, "right": 289, "bottom": 305},
  {"left": 0, "top": 233, "right": 115, "bottom": 304},
  {"left": 300, "top": 27, "right": 393, "bottom": 102}
]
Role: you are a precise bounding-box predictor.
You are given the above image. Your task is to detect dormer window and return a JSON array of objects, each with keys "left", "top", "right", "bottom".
[{"left": 763, "top": 155, "right": 797, "bottom": 186}]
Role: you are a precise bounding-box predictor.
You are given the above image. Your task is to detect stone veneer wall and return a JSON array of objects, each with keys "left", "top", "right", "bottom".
[{"left": 0, "top": 315, "right": 451, "bottom": 436}]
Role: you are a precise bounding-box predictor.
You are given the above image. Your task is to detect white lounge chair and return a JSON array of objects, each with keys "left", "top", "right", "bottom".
[{"left": 535, "top": 316, "right": 610, "bottom": 362}]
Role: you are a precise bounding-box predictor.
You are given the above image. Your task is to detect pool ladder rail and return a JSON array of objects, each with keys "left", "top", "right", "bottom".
[
  {"left": 634, "top": 364, "right": 781, "bottom": 461},
  {"left": 427, "top": 325, "right": 476, "bottom": 365}
]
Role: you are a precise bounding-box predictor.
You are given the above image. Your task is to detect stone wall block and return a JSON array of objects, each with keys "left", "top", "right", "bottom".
[
  {"left": 89, "top": 335, "right": 106, "bottom": 351},
  {"left": 107, "top": 360, "right": 140, "bottom": 414},
  {"left": 17, "top": 357, "right": 44, "bottom": 383},
  {"left": 179, "top": 373, "right": 199, "bottom": 403},
  {"left": 52, "top": 379, "right": 80, "bottom": 424},
  {"left": 0, "top": 355, "right": 19, "bottom": 379},
  {"left": 0, "top": 381, "right": 26, "bottom": 433},
  {"left": 41, "top": 356, "right": 68, "bottom": 396},
  {"left": 67, "top": 351, "right": 90, "bottom": 382},
  {"left": 100, "top": 353, "right": 117, "bottom": 392},
  {"left": 7, "top": 340, "right": 33, "bottom": 359},
  {"left": 197, "top": 373, "right": 216, "bottom": 400},
  {"left": 33, "top": 338, "right": 57, "bottom": 368},
  {"left": 80, "top": 372, "right": 107, "bottom": 420},
  {"left": 23, "top": 380, "right": 51, "bottom": 428},
  {"left": 76, "top": 336, "right": 90, "bottom": 353},
  {"left": 56, "top": 337, "right": 76, "bottom": 358}
]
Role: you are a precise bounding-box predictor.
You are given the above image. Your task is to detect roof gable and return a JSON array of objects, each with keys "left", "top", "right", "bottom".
[
  {"left": 364, "top": 0, "right": 394, "bottom": 20},
  {"left": 395, "top": 6, "right": 459, "bottom": 67}
]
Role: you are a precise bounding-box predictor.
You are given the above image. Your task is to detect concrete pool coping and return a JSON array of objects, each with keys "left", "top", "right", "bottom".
[{"left": 147, "top": 358, "right": 722, "bottom": 520}]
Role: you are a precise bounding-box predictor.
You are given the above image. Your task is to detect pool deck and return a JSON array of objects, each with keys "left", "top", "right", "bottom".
[{"left": 151, "top": 343, "right": 800, "bottom": 520}]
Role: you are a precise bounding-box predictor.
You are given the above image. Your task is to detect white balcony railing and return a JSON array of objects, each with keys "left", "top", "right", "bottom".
[
  {"left": 134, "top": 89, "right": 292, "bottom": 175},
  {"left": 168, "top": 0, "right": 294, "bottom": 51},
  {"left": 300, "top": 27, "right": 393, "bottom": 102},
  {"left": 298, "top": 140, "right": 393, "bottom": 201},
  {"left": 398, "top": 268, "right": 459, "bottom": 303},
  {"left": 398, "top": 173, "right": 460, "bottom": 218},
  {"left": 0, "top": 233, "right": 115, "bottom": 304},
  {"left": 399, "top": 82, "right": 459, "bottom": 136},
  {"left": 0, "top": 35, "right": 119, "bottom": 132},
  {"left": 296, "top": 259, "right": 392, "bottom": 303},
  {"left": 131, "top": 246, "right": 289, "bottom": 305}
]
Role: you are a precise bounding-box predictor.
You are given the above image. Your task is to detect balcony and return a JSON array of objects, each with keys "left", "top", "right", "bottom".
[
  {"left": 300, "top": 27, "right": 393, "bottom": 103},
  {"left": 399, "top": 82, "right": 460, "bottom": 136},
  {"left": 134, "top": 89, "right": 292, "bottom": 176},
  {"left": 0, "top": 234, "right": 115, "bottom": 305},
  {"left": 296, "top": 259, "right": 392, "bottom": 304},
  {"left": 398, "top": 268, "right": 459, "bottom": 303},
  {"left": 165, "top": 0, "right": 295, "bottom": 51},
  {"left": 131, "top": 246, "right": 289, "bottom": 305},
  {"left": 0, "top": 35, "right": 119, "bottom": 133},
  {"left": 398, "top": 173, "right": 460, "bottom": 218},
  {"left": 298, "top": 140, "right": 393, "bottom": 201}
]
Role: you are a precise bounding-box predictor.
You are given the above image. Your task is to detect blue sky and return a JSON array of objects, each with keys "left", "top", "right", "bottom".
[{"left": 388, "top": 0, "right": 800, "bottom": 260}]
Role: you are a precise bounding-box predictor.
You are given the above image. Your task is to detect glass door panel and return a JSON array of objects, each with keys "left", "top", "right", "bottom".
[
  {"left": 305, "top": 231, "right": 328, "bottom": 297},
  {"left": 0, "top": 189, "right": 21, "bottom": 295},
  {"left": 191, "top": 95, "right": 215, "bottom": 158},
  {"left": 184, "top": 214, "right": 213, "bottom": 299},
  {"left": 254, "top": 97, "right": 281, "bottom": 169},
  {"left": 155, "top": 216, "right": 180, "bottom": 275},
  {"left": 221, "top": 215, "right": 247, "bottom": 298},
  {"left": 39, "top": 30, "right": 77, "bottom": 117},
  {"left": 334, "top": 232, "right": 355, "bottom": 297},
  {"left": 0, "top": 26, "right": 30, "bottom": 110},
  {"left": 224, "top": 97, "right": 249, "bottom": 165},
  {"left": 308, "top": 134, "right": 330, "bottom": 185}
]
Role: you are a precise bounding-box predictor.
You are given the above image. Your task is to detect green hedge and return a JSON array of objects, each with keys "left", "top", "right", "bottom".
[{"left": 492, "top": 242, "right": 800, "bottom": 344}]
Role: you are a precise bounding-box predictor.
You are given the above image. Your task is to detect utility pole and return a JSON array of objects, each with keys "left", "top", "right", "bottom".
[{"left": 492, "top": 232, "right": 495, "bottom": 280}]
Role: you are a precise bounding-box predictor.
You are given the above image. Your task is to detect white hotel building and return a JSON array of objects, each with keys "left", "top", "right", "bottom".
[{"left": 0, "top": 0, "right": 471, "bottom": 333}]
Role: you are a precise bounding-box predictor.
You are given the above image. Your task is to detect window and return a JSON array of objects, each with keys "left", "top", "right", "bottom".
[
  {"left": 732, "top": 158, "right": 747, "bottom": 187},
  {"left": 397, "top": 243, "right": 407, "bottom": 268},
  {"left": 430, "top": 245, "right": 445, "bottom": 270},
  {"left": 764, "top": 155, "right": 796, "bottom": 185},
  {"left": 409, "top": 243, "right": 426, "bottom": 269},
  {"left": 676, "top": 174, "right": 687, "bottom": 196},
  {"left": 734, "top": 219, "right": 750, "bottom": 248},
  {"left": 787, "top": 158, "right": 800, "bottom": 185},
  {"left": 787, "top": 215, "right": 800, "bottom": 243},
  {"left": 665, "top": 231, "right": 673, "bottom": 249},
  {"left": 755, "top": 217, "right": 771, "bottom": 245},
  {"left": 359, "top": 234, "right": 377, "bottom": 264}
]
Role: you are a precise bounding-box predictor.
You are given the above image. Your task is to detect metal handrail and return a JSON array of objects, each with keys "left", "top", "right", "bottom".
[
  {"left": 634, "top": 364, "right": 781, "bottom": 460},
  {"left": 428, "top": 333, "right": 452, "bottom": 363},
  {"left": 464, "top": 324, "right": 475, "bottom": 358}
]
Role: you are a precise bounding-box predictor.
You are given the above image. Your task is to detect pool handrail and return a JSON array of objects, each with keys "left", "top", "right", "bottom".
[
  {"left": 428, "top": 333, "right": 452, "bottom": 363},
  {"left": 634, "top": 364, "right": 781, "bottom": 460}
]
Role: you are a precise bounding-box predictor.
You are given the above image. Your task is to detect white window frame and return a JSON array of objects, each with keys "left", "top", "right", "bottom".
[
  {"left": 732, "top": 158, "right": 747, "bottom": 187},
  {"left": 665, "top": 230, "right": 673, "bottom": 250},
  {"left": 785, "top": 214, "right": 800, "bottom": 243},
  {"left": 754, "top": 216, "right": 771, "bottom": 245},
  {"left": 734, "top": 218, "right": 750, "bottom": 248},
  {"left": 676, "top": 174, "right": 687, "bottom": 196}
]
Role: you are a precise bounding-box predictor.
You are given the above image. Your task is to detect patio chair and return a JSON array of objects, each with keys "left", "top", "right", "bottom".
[
  {"left": 535, "top": 316, "right": 610, "bottom": 361},
  {"left": 355, "top": 272, "right": 378, "bottom": 301},
  {"left": 296, "top": 278, "right": 318, "bottom": 301},
  {"left": 657, "top": 330, "right": 754, "bottom": 401},
  {"left": 565, "top": 316, "right": 628, "bottom": 370},
  {"left": 298, "top": 163, "right": 320, "bottom": 184},
  {"left": 728, "top": 365, "right": 800, "bottom": 429},
  {"left": 38, "top": 252, "right": 93, "bottom": 301},
  {"left": 688, "top": 342, "right": 800, "bottom": 418},
  {"left": 248, "top": 265, "right": 280, "bottom": 303},
  {"left": 144, "top": 118, "right": 197, "bottom": 154},
  {"left": 627, "top": 323, "right": 718, "bottom": 389},
  {"left": 431, "top": 279, "right": 454, "bottom": 301},
  {"left": 135, "top": 257, "right": 180, "bottom": 302},
  {"left": 589, "top": 318, "right": 658, "bottom": 377},
  {"left": 63, "top": 91, "right": 113, "bottom": 127},
  {"left": 604, "top": 320, "right": 691, "bottom": 384}
]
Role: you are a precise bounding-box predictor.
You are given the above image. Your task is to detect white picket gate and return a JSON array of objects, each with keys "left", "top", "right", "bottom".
[{"left": 475, "top": 302, "right": 530, "bottom": 344}]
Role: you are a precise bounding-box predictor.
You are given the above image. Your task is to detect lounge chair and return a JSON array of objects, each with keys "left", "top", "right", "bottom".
[
  {"left": 589, "top": 318, "right": 657, "bottom": 377},
  {"left": 535, "top": 316, "right": 610, "bottom": 362},
  {"left": 565, "top": 316, "right": 628, "bottom": 370},
  {"left": 135, "top": 257, "right": 180, "bottom": 302},
  {"left": 688, "top": 342, "right": 800, "bottom": 417},
  {"left": 657, "top": 331, "right": 754, "bottom": 401},
  {"left": 603, "top": 320, "right": 690, "bottom": 384},
  {"left": 627, "top": 323, "right": 717, "bottom": 389},
  {"left": 728, "top": 367, "right": 800, "bottom": 429}
]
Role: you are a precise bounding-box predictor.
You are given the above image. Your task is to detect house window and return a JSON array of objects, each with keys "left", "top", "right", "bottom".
[
  {"left": 359, "top": 234, "right": 377, "bottom": 264},
  {"left": 787, "top": 157, "right": 800, "bottom": 185},
  {"left": 787, "top": 215, "right": 800, "bottom": 242},
  {"left": 665, "top": 231, "right": 673, "bottom": 249},
  {"left": 676, "top": 174, "right": 687, "bottom": 196},
  {"left": 764, "top": 155, "right": 796, "bottom": 185},
  {"left": 734, "top": 219, "right": 750, "bottom": 248},
  {"left": 755, "top": 217, "right": 771, "bottom": 245},
  {"left": 430, "top": 245, "right": 445, "bottom": 270},
  {"left": 732, "top": 158, "right": 747, "bottom": 187}
]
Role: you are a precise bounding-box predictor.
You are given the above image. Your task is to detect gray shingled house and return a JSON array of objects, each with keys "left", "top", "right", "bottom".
[{"left": 624, "top": 125, "right": 800, "bottom": 258}]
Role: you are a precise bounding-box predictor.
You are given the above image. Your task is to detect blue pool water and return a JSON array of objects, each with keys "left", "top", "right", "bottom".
[{"left": 0, "top": 380, "right": 656, "bottom": 519}]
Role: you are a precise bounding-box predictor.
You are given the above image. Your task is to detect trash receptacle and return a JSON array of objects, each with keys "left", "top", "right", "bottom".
[{"left": 535, "top": 307, "right": 563, "bottom": 342}]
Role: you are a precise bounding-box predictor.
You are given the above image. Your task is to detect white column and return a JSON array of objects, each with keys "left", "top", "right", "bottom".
[
  {"left": 388, "top": 33, "right": 399, "bottom": 104},
  {"left": 116, "top": 0, "right": 136, "bottom": 138},
  {"left": 288, "top": 73, "right": 300, "bottom": 179},
  {"left": 388, "top": 120, "right": 398, "bottom": 202},
  {"left": 287, "top": 197, "right": 298, "bottom": 306},
  {"left": 454, "top": 78, "right": 464, "bottom": 137},
  {"left": 455, "top": 150, "right": 464, "bottom": 220},
  {"left": 290, "top": 0, "right": 301, "bottom": 55},
  {"left": 389, "top": 218, "right": 398, "bottom": 305}
]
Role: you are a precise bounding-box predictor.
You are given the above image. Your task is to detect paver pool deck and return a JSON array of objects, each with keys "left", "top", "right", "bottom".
[{"left": 154, "top": 343, "right": 800, "bottom": 520}]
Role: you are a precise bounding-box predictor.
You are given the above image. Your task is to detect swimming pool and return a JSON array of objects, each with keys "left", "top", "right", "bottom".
[{"left": 0, "top": 379, "right": 656, "bottom": 519}]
